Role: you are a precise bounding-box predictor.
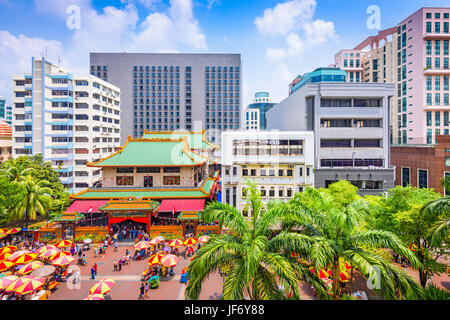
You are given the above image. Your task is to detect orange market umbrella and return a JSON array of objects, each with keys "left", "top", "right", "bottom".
[
  {"left": 37, "top": 245, "right": 58, "bottom": 255},
  {"left": 161, "top": 254, "right": 178, "bottom": 268},
  {"left": 135, "top": 241, "right": 151, "bottom": 251},
  {"left": 89, "top": 279, "right": 115, "bottom": 295},
  {"left": 0, "top": 260, "right": 14, "bottom": 272},
  {"left": 55, "top": 240, "right": 72, "bottom": 248},
  {"left": 6, "top": 228, "right": 21, "bottom": 235},
  {"left": 147, "top": 254, "right": 163, "bottom": 266},
  {"left": 168, "top": 239, "right": 183, "bottom": 248},
  {"left": 0, "top": 275, "right": 19, "bottom": 290},
  {"left": 52, "top": 255, "right": 75, "bottom": 266},
  {"left": 148, "top": 238, "right": 161, "bottom": 246},
  {"left": 11, "top": 276, "right": 45, "bottom": 295},
  {"left": 17, "top": 261, "right": 44, "bottom": 276},
  {"left": 0, "top": 252, "right": 12, "bottom": 261},
  {"left": 50, "top": 251, "right": 71, "bottom": 261},
  {"left": 10, "top": 253, "right": 37, "bottom": 265},
  {"left": 83, "top": 294, "right": 105, "bottom": 300},
  {"left": 197, "top": 236, "right": 210, "bottom": 244},
  {"left": 39, "top": 248, "right": 61, "bottom": 259},
  {"left": 344, "top": 262, "right": 351, "bottom": 271},
  {"left": 183, "top": 238, "right": 198, "bottom": 247}
]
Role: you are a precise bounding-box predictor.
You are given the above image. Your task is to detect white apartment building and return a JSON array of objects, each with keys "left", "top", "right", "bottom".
[
  {"left": 12, "top": 58, "right": 121, "bottom": 193},
  {"left": 221, "top": 131, "right": 314, "bottom": 216}
]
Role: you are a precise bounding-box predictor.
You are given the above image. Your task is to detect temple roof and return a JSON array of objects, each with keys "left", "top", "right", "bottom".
[
  {"left": 0, "top": 120, "right": 12, "bottom": 137},
  {"left": 87, "top": 137, "right": 207, "bottom": 167},
  {"left": 54, "top": 212, "right": 85, "bottom": 222},
  {"left": 99, "top": 199, "right": 160, "bottom": 211}
]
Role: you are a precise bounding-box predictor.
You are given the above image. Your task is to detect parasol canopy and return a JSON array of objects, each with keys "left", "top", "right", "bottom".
[
  {"left": 0, "top": 246, "right": 15, "bottom": 255},
  {"left": 52, "top": 255, "right": 75, "bottom": 266},
  {"left": 89, "top": 278, "right": 115, "bottom": 295},
  {"left": 198, "top": 235, "right": 210, "bottom": 244},
  {"left": 6, "top": 250, "right": 30, "bottom": 262},
  {"left": 0, "top": 260, "right": 15, "bottom": 273},
  {"left": 30, "top": 265, "right": 56, "bottom": 278},
  {"left": 0, "top": 252, "right": 12, "bottom": 261},
  {"left": 50, "top": 251, "right": 71, "bottom": 261},
  {"left": 37, "top": 245, "right": 58, "bottom": 255},
  {"left": 160, "top": 254, "right": 178, "bottom": 268},
  {"left": 55, "top": 240, "right": 73, "bottom": 248},
  {"left": 0, "top": 275, "right": 19, "bottom": 290},
  {"left": 10, "top": 276, "right": 45, "bottom": 295},
  {"left": 147, "top": 254, "right": 163, "bottom": 266},
  {"left": 17, "top": 261, "right": 44, "bottom": 276},
  {"left": 39, "top": 248, "right": 61, "bottom": 259},
  {"left": 134, "top": 241, "right": 151, "bottom": 251},
  {"left": 148, "top": 238, "right": 161, "bottom": 246},
  {"left": 83, "top": 294, "right": 105, "bottom": 300},
  {"left": 10, "top": 252, "right": 37, "bottom": 265},
  {"left": 155, "top": 236, "right": 165, "bottom": 242},
  {"left": 183, "top": 238, "right": 198, "bottom": 247},
  {"left": 168, "top": 239, "right": 183, "bottom": 248},
  {"left": 6, "top": 228, "right": 22, "bottom": 235}
]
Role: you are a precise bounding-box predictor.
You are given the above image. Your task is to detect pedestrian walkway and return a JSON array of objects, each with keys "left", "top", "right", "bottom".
[{"left": 79, "top": 274, "right": 181, "bottom": 282}]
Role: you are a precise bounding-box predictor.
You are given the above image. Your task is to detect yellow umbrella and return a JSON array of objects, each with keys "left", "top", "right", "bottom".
[
  {"left": 148, "top": 238, "right": 162, "bottom": 246},
  {"left": 83, "top": 294, "right": 105, "bottom": 300},
  {"left": 6, "top": 228, "right": 21, "bottom": 235},
  {"left": 10, "top": 276, "right": 45, "bottom": 295},
  {"left": 168, "top": 239, "right": 183, "bottom": 248},
  {"left": 161, "top": 254, "right": 178, "bottom": 267},
  {"left": 0, "top": 246, "right": 14, "bottom": 255},
  {"left": 147, "top": 254, "right": 163, "bottom": 266},
  {"left": 17, "top": 261, "right": 44, "bottom": 276},
  {"left": 198, "top": 235, "right": 210, "bottom": 244},
  {"left": 0, "top": 252, "right": 12, "bottom": 261},
  {"left": 0, "top": 260, "right": 14, "bottom": 272},
  {"left": 10, "top": 253, "right": 37, "bottom": 265},
  {"left": 134, "top": 241, "right": 151, "bottom": 251},
  {"left": 0, "top": 275, "right": 19, "bottom": 290},
  {"left": 89, "top": 279, "right": 115, "bottom": 295},
  {"left": 37, "top": 245, "right": 58, "bottom": 255},
  {"left": 52, "top": 255, "right": 75, "bottom": 266},
  {"left": 50, "top": 251, "right": 71, "bottom": 261},
  {"left": 39, "top": 248, "right": 61, "bottom": 259},
  {"left": 55, "top": 240, "right": 72, "bottom": 248},
  {"left": 6, "top": 250, "right": 30, "bottom": 262},
  {"left": 183, "top": 238, "right": 198, "bottom": 246}
]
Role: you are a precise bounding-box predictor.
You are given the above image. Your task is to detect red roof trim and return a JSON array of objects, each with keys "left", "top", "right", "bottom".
[
  {"left": 65, "top": 200, "right": 109, "bottom": 213},
  {"left": 158, "top": 199, "right": 205, "bottom": 212}
]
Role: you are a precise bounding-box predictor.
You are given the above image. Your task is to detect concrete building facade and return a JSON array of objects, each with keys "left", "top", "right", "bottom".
[
  {"left": 89, "top": 53, "right": 242, "bottom": 144},
  {"left": 0, "top": 119, "right": 12, "bottom": 163},
  {"left": 221, "top": 130, "right": 314, "bottom": 215},
  {"left": 268, "top": 68, "right": 395, "bottom": 196},
  {"left": 12, "top": 58, "right": 121, "bottom": 193},
  {"left": 244, "top": 92, "right": 276, "bottom": 130}
]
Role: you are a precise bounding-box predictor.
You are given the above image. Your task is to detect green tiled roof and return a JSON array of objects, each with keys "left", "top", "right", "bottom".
[
  {"left": 71, "top": 190, "right": 208, "bottom": 200},
  {"left": 88, "top": 139, "right": 205, "bottom": 167},
  {"left": 178, "top": 211, "right": 201, "bottom": 220},
  {"left": 141, "top": 132, "right": 215, "bottom": 150}
]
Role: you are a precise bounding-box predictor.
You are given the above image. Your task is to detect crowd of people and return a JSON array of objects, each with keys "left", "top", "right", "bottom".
[{"left": 110, "top": 222, "right": 148, "bottom": 242}]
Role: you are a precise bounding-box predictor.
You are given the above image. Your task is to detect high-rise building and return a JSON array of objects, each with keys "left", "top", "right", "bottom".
[
  {"left": 12, "top": 58, "right": 121, "bottom": 193},
  {"left": 244, "top": 92, "right": 276, "bottom": 130},
  {"left": 268, "top": 67, "right": 395, "bottom": 196},
  {"left": 334, "top": 7, "right": 450, "bottom": 146},
  {"left": 221, "top": 130, "right": 314, "bottom": 215},
  {"left": 89, "top": 53, "right": 242, "bottom": 145},
  {"left": 0, "top": 97, "right": 12, "bottom": 125}
]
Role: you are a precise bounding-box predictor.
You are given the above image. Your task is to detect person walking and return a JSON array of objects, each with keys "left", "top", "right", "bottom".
[
  {"left": 93, "top": 247, "right": 98, "bottom": 258},
  {"left": 139, "top": 283, "right": 145, "bottom": 300},
  {"left": 90, "top": 266, "right": 96, "bottom": 280},
  {"left": 144, "top": 282, "right": 150, "bottom": 299},
  {"left": 93, "top": 263, "right": 98, "bottom": 276},
  {"left": 114, "top": 241, "right": 119, "bottom": 252}
]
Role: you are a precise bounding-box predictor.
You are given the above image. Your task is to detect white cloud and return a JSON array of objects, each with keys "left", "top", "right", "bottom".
[
  {"left": 254, "top": 0, "right": 316, "bottom": 37},
  {"left": 0, "top": 0, "right": 207, "bottom": 102},
  {"left": 303, "top": 19, "right": 336, "bottom": 45},
  {"left": 257, "top": 0, "right": 336, "bottom": 62},
  {"left": 207, "top": 0, "right": 221, "bottom": 10}
]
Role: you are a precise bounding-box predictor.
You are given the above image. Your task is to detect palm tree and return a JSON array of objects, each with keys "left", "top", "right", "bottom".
[
  {"left": 186, "top": 181, "right": 327, "bottom": 300},
  {"left": 282, "top": 187, "right": 424, "bottom": 300},
  {"left": 9, "top": 175, "right": 53, "bottom": 229},
  {"left": 0, "top": 159, "right": 35, "bottom": 182}
]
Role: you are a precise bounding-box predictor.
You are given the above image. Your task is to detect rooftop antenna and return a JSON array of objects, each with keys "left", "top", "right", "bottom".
[{"left": 58, "top": 56, "right": 61, "bottom": 67}]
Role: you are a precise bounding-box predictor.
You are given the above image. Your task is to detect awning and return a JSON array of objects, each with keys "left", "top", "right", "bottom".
[
  {"left": 65, "top": 200, "right": 108, "bottom": 213},
  {"left": 158, "top": 199, "right": 205, "bottom": 213}
]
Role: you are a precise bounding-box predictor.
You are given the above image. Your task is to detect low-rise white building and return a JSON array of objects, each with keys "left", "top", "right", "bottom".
[
  {"left": 221, "top": 130, "right": 314, "bottom": 216},
  {"left": 12, "top": 58, "right": 121, "bottom": 193}
]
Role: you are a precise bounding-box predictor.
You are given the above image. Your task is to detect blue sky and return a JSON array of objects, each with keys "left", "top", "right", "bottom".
[{"left": 1, "top": 0, "right": 450, "bottom": 106}]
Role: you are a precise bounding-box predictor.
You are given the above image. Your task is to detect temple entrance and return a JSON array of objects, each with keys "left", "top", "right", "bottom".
[
  {"left": 185, "top": 224, "right": 195, "bottom": 237},
  {"left": 110, "top": 219, "right": 148, "bottom": 242}
]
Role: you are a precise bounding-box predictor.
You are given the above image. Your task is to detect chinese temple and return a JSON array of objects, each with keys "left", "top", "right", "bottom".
[{"left": 37, "top": 131, "right": 221, "bottom": 242}]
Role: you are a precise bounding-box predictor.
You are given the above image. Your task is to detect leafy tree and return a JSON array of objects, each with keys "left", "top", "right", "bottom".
[
  {"left": 318, "top": 180, "right": 361, "bottom": 209},
  {"left": 186, "top": 180, "right": 327, "bottom": 300},
  {"left": 367, "top": 186, "right": 446, "bottom": 288},
  {"left": 423, "top": 284, "right": 450, "bottom": 300},
  {"left": 283, "top": 186, "right": 424, "bottom": 300},
  {"left": 0, "top": 176, "right": 26, "bottom": 227},
  {"left": 9, "top": 175, "right": 53, "bottom": 229}
]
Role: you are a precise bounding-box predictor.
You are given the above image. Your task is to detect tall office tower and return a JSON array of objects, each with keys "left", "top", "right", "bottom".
[
  {"left": 243, "top": 92, "right": 276, "bottom": 131},
  {"left": 89, "top": 53, "right": 242, "bottom": 145},
  {"left": 12, "top": 58, "right": 121, "bottom": 193},
  {"left": 0, "top": 97, "right": 12, "bottom": 125},
  {"left": 268, "top": 67, "right": 395, "bottom": 196},
  {"left": 333, "top": 7, "right": 450, "bottom": 145}
]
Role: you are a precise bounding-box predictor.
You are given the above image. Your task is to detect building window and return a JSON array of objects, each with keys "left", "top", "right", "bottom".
[
  {"left": 163, "top": 176, "right": 180, "bottom": 185},
  {"left": 116, "top": 176, "right": 133, "bottom": 186},
  {"left": 402, "top": 167, "right": 410, "bottom": 187},
  {"left": 418, "top": 169, "right": 428, "bottom": 188}
]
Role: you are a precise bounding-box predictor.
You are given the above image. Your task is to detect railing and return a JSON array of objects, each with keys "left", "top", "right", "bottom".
[{"left": 90, "top": 184, "right": 200, "bottom": 190}]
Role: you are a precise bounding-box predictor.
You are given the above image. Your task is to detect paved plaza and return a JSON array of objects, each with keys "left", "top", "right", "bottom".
[{"left": 48, "top": 243, "right": 223, "bottom": 301}]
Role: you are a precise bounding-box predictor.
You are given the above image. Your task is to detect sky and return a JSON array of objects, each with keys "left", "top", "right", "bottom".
[{"left": 1, "top": 0, "right": 450, "bottom": 108}]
